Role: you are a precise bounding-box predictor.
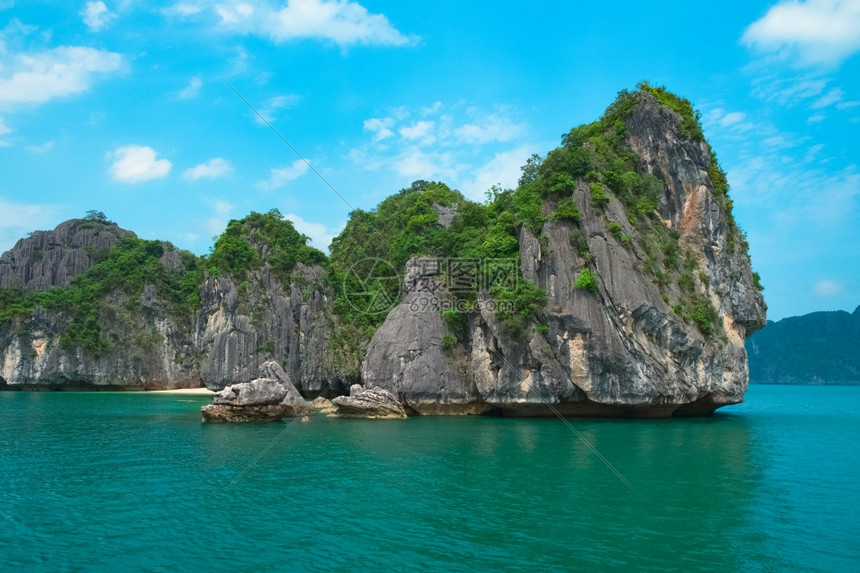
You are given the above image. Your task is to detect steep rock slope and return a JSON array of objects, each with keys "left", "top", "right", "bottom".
[
  {"left": 361, "top": 87, "right": 766, "bottom": 417},
  {"left": 0, "top": 213, "right": 343, "bottom": 393},
  {"left": 0, "top": 217, "right": 130, "bottom": 290}
]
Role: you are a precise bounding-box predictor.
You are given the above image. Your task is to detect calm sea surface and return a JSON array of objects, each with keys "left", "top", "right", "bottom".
[{"left": 1, "top": 385, "right": 858, "bottom": 572}]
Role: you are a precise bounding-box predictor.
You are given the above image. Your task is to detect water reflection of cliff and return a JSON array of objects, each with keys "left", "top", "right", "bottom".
[{"left": 200, "top": 414, "right": 766, "bottom": 571}]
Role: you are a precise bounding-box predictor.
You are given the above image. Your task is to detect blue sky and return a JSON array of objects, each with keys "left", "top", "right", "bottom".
[{"left": 0, "top": 0, "right": 858, "bottom": 320}]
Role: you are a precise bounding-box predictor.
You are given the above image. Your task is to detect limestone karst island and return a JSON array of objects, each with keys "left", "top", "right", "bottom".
[{"left": 0, "top": 85, "right": 767, "bottom": 419}]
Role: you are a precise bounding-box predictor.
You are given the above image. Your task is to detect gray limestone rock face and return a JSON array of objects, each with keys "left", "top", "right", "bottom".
[
  {"left": 0, "top": 219, "right": 130, "bottom": 291},
  {"left": 361, "top": 91, "right": 767, "bottom": 418},
  {"left": 361, "top": 257, "right": 480, "bottom": 414},
  {"left": 194, "top": 263, "right": 345, "bottom": 396},
  {"left": 0, "top": 221, "right": 340, "bottom": 393},
  {"left": 331, "top": 385, "right": 407, "bottom": 419}
]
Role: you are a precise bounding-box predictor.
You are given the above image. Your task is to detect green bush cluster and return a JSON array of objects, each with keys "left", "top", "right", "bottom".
[
  {"left": 575, "top": 268, "right": 599, "bottom": 294},
  {"left": 209, "top": 209, "right": 325, "bottom": 282},
  {"left": 590, "top": 182, "right": 610, "bottom": 208},
  {"left": 490, "top": 280, "right": 547, "bottom": 335},
  {"left": 607, "top": 221, "right": 631, "bottom": 245}
]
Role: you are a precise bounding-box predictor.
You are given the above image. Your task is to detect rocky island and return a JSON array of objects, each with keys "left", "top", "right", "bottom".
[{"left": 0, "top": 84, "right": 766, "bottom": 418}]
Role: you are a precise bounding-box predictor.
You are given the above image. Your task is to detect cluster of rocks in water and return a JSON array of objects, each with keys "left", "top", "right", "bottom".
[{"left": 201, "top": 361, "right": 406, "bottom": 422}]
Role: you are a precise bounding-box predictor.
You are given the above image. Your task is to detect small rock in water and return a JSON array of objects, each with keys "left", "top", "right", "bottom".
[
  {"left": 331, "top": 386, "right": 407, "bottom": 419},
  {"left": 201, "top": 360, "right": 312, "bottom": 423}
]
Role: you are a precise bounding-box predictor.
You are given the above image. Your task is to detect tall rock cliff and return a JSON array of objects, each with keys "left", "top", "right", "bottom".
[
  {"left": 0, "top": 217, "right": 130, "bottom": 290},
  {"left": 1, "top": 85, "right": 766, "bottom": 416},
  {"left": 0, "top": 213, "right": 345, "bottom": 394},
  {"left": 360, "top": 87, "right": 766, "bottom": 417}
]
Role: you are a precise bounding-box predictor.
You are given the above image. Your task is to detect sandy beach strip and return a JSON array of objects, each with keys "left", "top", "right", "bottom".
[{"left": 142, "top": 387, "right": 215, "bottom": 395}]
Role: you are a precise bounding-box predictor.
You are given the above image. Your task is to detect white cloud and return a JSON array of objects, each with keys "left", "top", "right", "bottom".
[
  {"left": 183, "top": 157, "right": 233, "bottom": 181},
  {"left": 284, "top": 212, "right": 341, "bottom": 251},
  {"left": 742, "top": 0, "right": 860, "bottom": 67},
  {"left": 257, "top": 159, "right": 309, "bottom": 191},
  {"left": 815, "top": 279, "right": 845, "bottom": 296},
  {"left": 454, "top": 113, "right": 522, "bottom": 144},
  {"left": 0, "top": 46, "right": 122, "bottom": 106},
  {"left": 25, "top": 140, "right": 54, "bottom": 153},
  {"left": 177, "top": 76, "right": 202, "bottom": 99},
  {"left": 808, "top": 113, "right": 827, "bottom": 123},
  {"left": 81, "top": 1, "right": 117, "bottom": 32},
  {"left": 108, "top": 145, "right": 172, "bottom": 183},
  {"left": 216, "top": 2, "right": 255, "bottom": 24},
  {"left": 260, "top": 0, "right": 413, "bottom": 46},
  {"left": 0, "top": 1, "right": 14, "bottom": 10},
  {"left": 0, "top": 197, "right": 62, "bottom": 254},
  {"left": 363, "top": 117, "right": 394, "bottom": 142},
  {"left": 162, "top": 3, "right": 203, "bottom": 17},
  {"left": 460, "top": 145, "right": 535, "bottom": 201},
  {"left": 399, "top": 120, "right": 435, "bottom": 144}
]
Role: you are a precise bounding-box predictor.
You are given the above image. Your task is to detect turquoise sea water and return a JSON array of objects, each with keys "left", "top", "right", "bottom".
[{"left": 1, "top": 385, "right": 858, "bottom": 572}]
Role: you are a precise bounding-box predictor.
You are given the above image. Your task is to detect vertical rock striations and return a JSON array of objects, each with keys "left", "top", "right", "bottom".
[
  {"left": 360, "top": 88, "right": 766, "bottom": 417},
  {"left": 0, "top": 86, "right": 767, "bottom": 418},
  {"left": 0, "top": 218, "right": 130, "bottom": 291}
]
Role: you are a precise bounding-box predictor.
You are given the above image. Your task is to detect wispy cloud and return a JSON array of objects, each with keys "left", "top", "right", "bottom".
[
  {"left": 257, "top": 159, "right": 309, "bottom": 191},
  {"left": 351, "top": 101, "right": 533, "bottom": 196},
  {"left": 255, "top": 94, "right": 301, "bottom": 123},
  {"left": 454, "top": 112, "right": 523, "bottom": 144},
  {"left": 0, "top": 46, "right": 122, "bottom": 107},
  {"left": 0, "top": 117, "right": 11, "bottom": 146},
  {"left": 811, "top": 87, "right": 844, "bottom": 108},
  {"left": 177, "top": 76, "right": 202, "bottom": 99},
  {"left": 205, "top": 198, "right": 234, "bottom": 237},
  {"left": 460, "top": 145, "right": 536, "bottom": 201},
  {"left": 25, "top": 140, "right": 54, "bottom": 153},
  {"left": 815, "top": 279, "right": 845, "bottom": 296},
  {"left": 0, "top": 197, "right": 62, "bottom": 253},
  {"left": 81, "top": 1, "right": 117, "bottom": 32},
  {"left": 108, "top": 145, "right": 172, "bottom": 183},
  {"left": 391, "top": 147, "right": 463, "bottom": 181},
  {"left": 284, "top": 212, "right": 342, "bottom": 251},
  {"left": 183, "top": 157, "right": 232, "bottom": 181},
  {"left": 162, "top": 3, "right": 204, "bottom": 18},
  {"left": 742, "top": 0, "right": 860, "bottom": 67}
]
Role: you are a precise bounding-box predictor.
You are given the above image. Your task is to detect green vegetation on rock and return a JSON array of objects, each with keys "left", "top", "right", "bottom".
[
  {"left": 209, "top": 209, "right": 326, "bottom": 282},
  {"left": 0, "top": 235, "right": 203, "bottom": 354}
]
